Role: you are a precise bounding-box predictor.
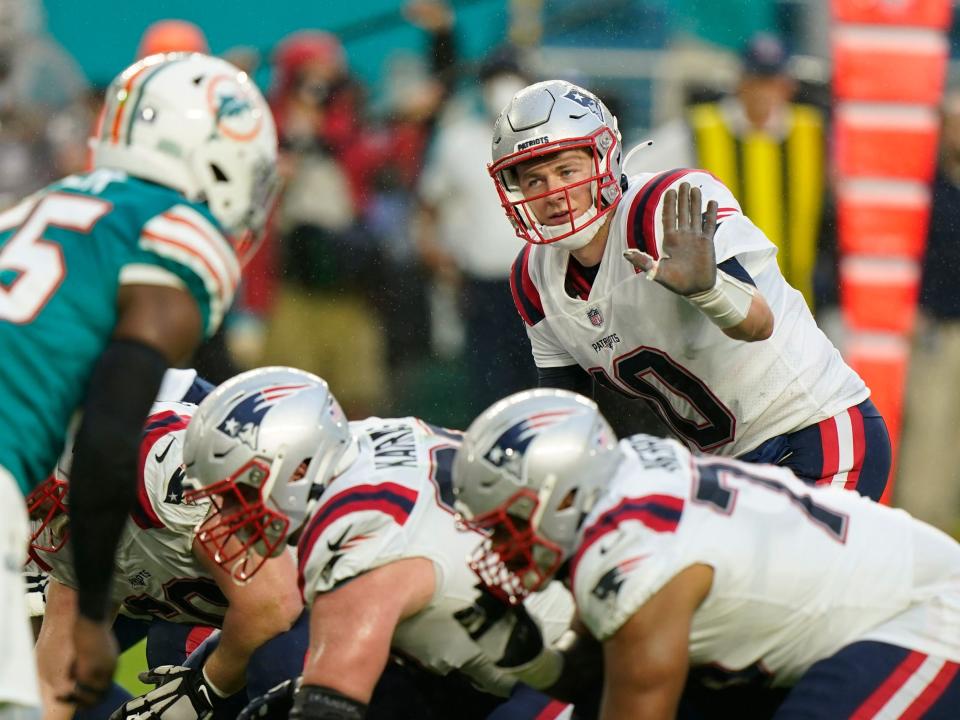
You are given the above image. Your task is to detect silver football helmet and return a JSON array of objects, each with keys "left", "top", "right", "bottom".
[
  {"left": 453, "top": 389, "right": 621, "bottom": 602},
  {"left": 489, "top": 80, "right": 623, "bottom": 251},
  {"left": 182, "top": 366, "right": 352, "bottom": 581}
]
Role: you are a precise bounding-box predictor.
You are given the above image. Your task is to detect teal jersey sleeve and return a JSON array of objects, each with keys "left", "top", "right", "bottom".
[
  {"left": 0, "top": 170, "right": 238, "bottom": 494},
  {"left": 88, "top": 172, "right": 239, "bottom": 337}
]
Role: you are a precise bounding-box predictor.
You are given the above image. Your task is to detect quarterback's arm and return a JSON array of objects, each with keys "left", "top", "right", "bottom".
[
  {"left": 599, "top": 564, "right": 713, "bottom": 720},
  {"left": 625, "top": 182, "right": 773, "bottom": 342},
  {"left": 301, "top": 557, "right": 436, "bottom": 704},
  {"left": 537, "top": 364, "right": 593, "bottom": 397},
  {"left": 714, "top": 274, "right": 774, "bottom": 342},
  {"left": 194, "top": 540, "right": 303, "bottom": 695}
]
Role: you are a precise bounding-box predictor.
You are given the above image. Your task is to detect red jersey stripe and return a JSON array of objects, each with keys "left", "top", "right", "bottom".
[
  {"left": 901, "top": 660, "right": 960, "bottom": 720},
  {"left": 850, "top": 651, "right": 927, "bottom": 720},
  {"left": 134, "top": 411, "right": 190, "bottom": 529}
]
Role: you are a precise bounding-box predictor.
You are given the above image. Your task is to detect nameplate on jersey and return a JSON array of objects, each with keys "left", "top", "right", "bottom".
[{"left": 368, "top": 423, "right": 418, "bottom": 469}]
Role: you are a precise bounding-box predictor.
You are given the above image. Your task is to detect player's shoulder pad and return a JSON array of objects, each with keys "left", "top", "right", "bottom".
[
  {"left": 296, "top": 473, "right": 421, "bottom": 601},
  {"left": 625, "top": 168, "right": 741, "bottom": 260},
  {"left": 133, "top": 403, "right": 200, "bottom": 531},
  {"left": 509, "top": 244, "right": 545, "bottom": 327},
  {"left": 137, "top": 203, "right": 240, "bottom": 332},
  {"left": 570, "top": 480, "right": 686, "bottom": 641}
]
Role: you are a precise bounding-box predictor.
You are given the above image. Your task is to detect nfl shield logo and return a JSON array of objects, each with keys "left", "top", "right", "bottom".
[{"left": 587, "top": 307, "right": 603, "bottom": 327}]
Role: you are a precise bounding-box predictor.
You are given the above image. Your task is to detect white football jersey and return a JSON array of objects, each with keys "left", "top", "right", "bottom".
[
  {"left": 512, "top": 169, "right": 868, "bottom": 457},
  {"left": 36, "top": 400, "right": 226, "bottom": 627},
  {"left": 572, "top": 435, "right": 960, "bottom": 687},
  {"left": 298, "top": 417, "right": 575, "bottom": 696}
]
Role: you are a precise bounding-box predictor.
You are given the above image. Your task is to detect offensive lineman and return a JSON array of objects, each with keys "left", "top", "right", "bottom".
[
  {"left": 492, "top": 80, "right": 890, "bottom": 499},
  {"left": 179, "top": 368, "right": 579, "bottom": 719},
  {"left": 29, "top": 396, "right": 303, "bottom": 720},
  {"left": 453, "top": 390, "right": 960, "bottom": 718},
  {"left": 0, "top": 52, "right": 277, "bottom": 712}
]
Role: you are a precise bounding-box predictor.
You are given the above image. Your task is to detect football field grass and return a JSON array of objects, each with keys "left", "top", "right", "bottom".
[{"left": 116, "top": 640, "right": 151, "bottom": 695}]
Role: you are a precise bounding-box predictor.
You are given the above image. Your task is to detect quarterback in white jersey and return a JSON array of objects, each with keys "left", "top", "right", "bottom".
[
  {"left": 492, "top": 81, "right": 890, "bottom": 500},
  {"left": 453, "top": 390, "right": 960, "bottom": 720},
  {"left": 182, "top": 368, "right": 578, "bottom": 720},
  {"left": 29, "top": 397, "right": 302, "bottom": 720}
]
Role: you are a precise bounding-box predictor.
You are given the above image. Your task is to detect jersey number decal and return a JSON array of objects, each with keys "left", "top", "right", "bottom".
[
  {"left": 591, "top": 347, "right": 735, "bottom": 451},
  {"left": 0, "top": 193, "right": 110, "bottom": 323},
  {"left": 122, "top": 576, "right": 228, "bottom": 626},
  {"left": 693, "top": 460, "right": 849, "bottom": 542}
]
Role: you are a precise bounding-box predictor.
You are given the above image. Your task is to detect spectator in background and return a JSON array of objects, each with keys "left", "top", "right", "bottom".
[
  {"left": 256, "top": 30, "right": 389, "bottom": 419},
  {"left": 633, "top": 34, "right": 829, "bottom": 312},
  {"left": 416, "top": 45, "right": 537, "bottom": 415},
  {"left": 136, "top": 19, "right": 209, "bottom": 58},
  {"left": 895, "top": 90, "right": 960, "bottom": 538},
  {"left": 0, "top": 0, "right": 87, "bottom": 208},
  {"left": 253, "top": 8, "right": 457, "bottom": 419}
]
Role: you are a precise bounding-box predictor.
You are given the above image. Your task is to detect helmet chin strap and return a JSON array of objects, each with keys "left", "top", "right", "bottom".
[{"left": 535, "top": 204, "right": 604, "bottom": 251}]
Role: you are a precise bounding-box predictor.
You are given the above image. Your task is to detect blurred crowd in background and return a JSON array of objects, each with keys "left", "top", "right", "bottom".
[{"left": 5, "top": 0, "right": 960, "bottom": 535}]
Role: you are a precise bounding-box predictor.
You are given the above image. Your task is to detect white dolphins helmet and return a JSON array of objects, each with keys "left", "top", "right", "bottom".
[
  {"left": 90, "top": 52, "right": 278, "bottom": 265},
  {"left": 488, "top": 80, "right": 623, "bottom": 251}
]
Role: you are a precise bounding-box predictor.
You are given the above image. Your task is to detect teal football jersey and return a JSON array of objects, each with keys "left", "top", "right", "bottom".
[{"left": 0, "top": 169, "right": 239, "bottom": 495}]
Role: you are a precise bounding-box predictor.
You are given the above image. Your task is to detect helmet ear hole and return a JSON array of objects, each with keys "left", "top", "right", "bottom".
[
  {"left": 558, "top": 488, "right": 577, "bottom": 511},
  {"left": 210, "top": 163, "right": 229, "bottom": 182}
]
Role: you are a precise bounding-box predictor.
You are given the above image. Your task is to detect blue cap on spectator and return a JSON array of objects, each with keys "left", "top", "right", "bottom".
[{"left": 741, "top": 33, "right": 789, "bottom": 77}]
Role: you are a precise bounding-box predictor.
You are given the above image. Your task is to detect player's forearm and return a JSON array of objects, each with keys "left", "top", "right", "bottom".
[
  {"left": 600, "top": 684, "right": 677, "bottom": 720},
  {"left": 205, "top": 604, "right": 297, "bottom": 694},
  {"left": 36, "top": 582, "right": 79, "bottom": 720},
  {"left": 69, "top": 339, "right": 167, "bottom": 619},
  {"left": 721, "top": 293, "right": 774, "bottom": 342}
]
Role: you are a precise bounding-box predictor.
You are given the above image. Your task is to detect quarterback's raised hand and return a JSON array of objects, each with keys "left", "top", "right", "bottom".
[
  {"left": 624, "top": 182, "right": 719, "bottom": 296},
  {"left": 107, "top": 665, "right": 230, "bottom": 720}
]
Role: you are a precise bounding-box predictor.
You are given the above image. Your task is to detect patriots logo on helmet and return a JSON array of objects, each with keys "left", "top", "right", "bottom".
[
  {"left": 563, "top": 89, "right": 604, "bottom": 121},
  {"left": 217, "top": 384, "right": 310, "bottom": 451},
  {"left": 483, "top": 410, "right": 575, "bottom": 479}
]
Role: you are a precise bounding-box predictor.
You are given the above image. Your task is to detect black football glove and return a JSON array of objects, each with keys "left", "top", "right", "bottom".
[
  {"left": 237, "top": 678, "right": 299, "bottom": 720},
  {"left": 107, "top": 665, "right": 229, "bottom": 720},
  {"left": 454, "top": 587, "right": 545, "bottom": 668}
]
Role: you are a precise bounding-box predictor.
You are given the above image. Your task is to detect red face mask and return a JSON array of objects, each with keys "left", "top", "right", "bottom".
[
  {"left": 462, "top": 488, "right": 564, "bottom": 605},
  {"left": 26, "top": 475, "right": 70, "bottom": 554},
  {"left": 185, "top": 458, "right": 290, "bottom": 583}
]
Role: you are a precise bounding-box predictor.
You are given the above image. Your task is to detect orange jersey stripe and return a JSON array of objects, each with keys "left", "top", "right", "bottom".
[
  {"left": 141, "top": 228, "right": 226, "bottom": 299},
  {"left": 110, "top": 63, "right": 154, "bottom": 144},
  {"left": 160, "top": 211, "right": 239, "bottom": 285}
]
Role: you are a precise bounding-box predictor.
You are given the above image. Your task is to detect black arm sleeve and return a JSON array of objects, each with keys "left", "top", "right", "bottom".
[
  {"left": 69, "top": 338, "right": 167, "bottom": 620},
  {"left": 537, "top": 364, "right": 593, "bottom": 397}
]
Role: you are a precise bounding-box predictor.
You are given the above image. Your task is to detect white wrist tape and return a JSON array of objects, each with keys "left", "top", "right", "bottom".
[
  {"left": 685, "top": 270, "right": 756, "bottom": 329},
  {"left": 201, "top": 665, "right": 233, "bottom": 699}
]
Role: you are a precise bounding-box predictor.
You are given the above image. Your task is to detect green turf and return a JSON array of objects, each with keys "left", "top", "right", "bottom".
[{"left": 116, "top": 640, "right": 151, "bottom": 695}]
